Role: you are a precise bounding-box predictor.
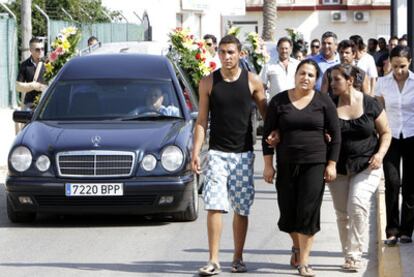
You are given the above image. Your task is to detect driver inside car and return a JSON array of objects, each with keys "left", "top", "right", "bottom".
[{"left": 143, "top": 87, "right": 180, "bottom": 116}]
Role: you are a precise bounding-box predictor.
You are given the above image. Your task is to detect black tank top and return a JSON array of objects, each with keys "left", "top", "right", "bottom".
[{"left": 209, "top": 68, "right": 253, "bottom": 153}]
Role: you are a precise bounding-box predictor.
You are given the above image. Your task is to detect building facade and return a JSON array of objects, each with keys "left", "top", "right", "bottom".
[
  {"left": 102, "top": 0, "right": 245, "bottom": 43},
  {"left": 223, "top": 0, "right": 392, "bottom": 45}
]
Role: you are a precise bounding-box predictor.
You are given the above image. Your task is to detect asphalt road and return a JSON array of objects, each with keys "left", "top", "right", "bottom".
[{"left": 0, "top": 143, "right": 378, "bottom": 277}]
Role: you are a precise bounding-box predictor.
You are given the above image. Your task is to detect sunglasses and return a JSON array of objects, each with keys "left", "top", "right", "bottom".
[
  {"left": 32, "top": 47, "right": 44, "bottom": 52},
  {"left": 311, "top": 45, "right": 320, "bottom": 49},
  {"left": 206, "top": 42, "right": 213, "bottom": 47}
]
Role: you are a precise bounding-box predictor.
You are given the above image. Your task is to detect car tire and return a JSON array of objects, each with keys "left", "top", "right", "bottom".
[
  {"left": 7, "top": 196, "right": 36, "bottom": 223},
  {"left": 173, "top": 177, "right": 199, "bottom": 222}
]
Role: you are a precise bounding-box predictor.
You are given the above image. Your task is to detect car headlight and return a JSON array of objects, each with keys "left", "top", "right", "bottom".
[
  {"left": 142, "top": 154, "right": 157, "bottom": 171},
  {"left": 161, "top": 146, "right": 183, "bottom": 172},
  {"left": 10, "top": 146, "right": 32, "bottom": 172},
  {"left": 35, "top": 155, "right": 51, "bottom": 172}
]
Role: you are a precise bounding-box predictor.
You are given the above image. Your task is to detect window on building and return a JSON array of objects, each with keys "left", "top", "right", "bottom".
[
  {"left": 322, "top": 0, "right": 341, "bottom": 4},
  {"left": 176, "top": 14, "right": 183, "bottom": 28}
]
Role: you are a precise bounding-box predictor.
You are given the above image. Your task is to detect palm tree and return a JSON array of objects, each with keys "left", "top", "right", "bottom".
[{"left": 262, "top": 0, "right": 277, "bottom": 41}]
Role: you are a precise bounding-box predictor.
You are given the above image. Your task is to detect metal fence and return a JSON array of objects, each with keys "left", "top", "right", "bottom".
[
  {"left": 0, "top": 18, "right": 146, "bottom": 108},
  {"left": 0, "top": 16, "right": 18, "bottom": 108},
  {"left": 50, "top": 20, "right": 145, "bottom": 49}
]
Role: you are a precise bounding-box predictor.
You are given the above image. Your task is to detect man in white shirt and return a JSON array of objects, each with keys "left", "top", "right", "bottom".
[
  {"left": 259, "top": 37, "right": 299, "bottom": 100},
  {"left": 204, "top": 34, "right": 221, "bottom": 70},
  {"left": 350, "top": 35, "right": 378, "bottom": 95}
]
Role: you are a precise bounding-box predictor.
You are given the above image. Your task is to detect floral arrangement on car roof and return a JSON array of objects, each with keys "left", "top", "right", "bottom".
[
  {"left": 168, "top": 27, "right": 216, "bottom": 95},
  {"left": 244, "top": 32, "right": 270, "bottom": 74},
  {"left": 44, "top": 26, "right": 82, "bottom": 83}
]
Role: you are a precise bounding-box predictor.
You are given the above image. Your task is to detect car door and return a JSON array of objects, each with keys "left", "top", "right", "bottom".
[{"left": 173, "top": 62, "right": 208, "bottom": 192}]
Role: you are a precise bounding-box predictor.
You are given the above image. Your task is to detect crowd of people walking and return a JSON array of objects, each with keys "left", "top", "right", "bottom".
[{"left": 192, "top": 30, "right": 413, "bottom": 276}]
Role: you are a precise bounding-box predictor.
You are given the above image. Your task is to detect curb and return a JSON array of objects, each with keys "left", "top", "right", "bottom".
[{"left": 377, "top": 181, "right": 402, "bottom": 277}]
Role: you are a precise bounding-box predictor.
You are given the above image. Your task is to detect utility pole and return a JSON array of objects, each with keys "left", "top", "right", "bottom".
[
  {"left": 21, "top": 0, "right": 32, "bottom": 61},
  {"left": 408, "top": 0, "right": 414, "bottom": 71},
  {"left": 390, "top": 0, "right": 398, "bottom": 37}
]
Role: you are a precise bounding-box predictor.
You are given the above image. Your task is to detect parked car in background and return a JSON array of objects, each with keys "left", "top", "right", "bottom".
[{"left": 7, "top": 53, "right": 202, "bottom": 223}]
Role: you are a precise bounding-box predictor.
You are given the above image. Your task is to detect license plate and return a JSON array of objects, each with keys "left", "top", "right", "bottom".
[{"left": 65, "top": 183, "right": 123, "bottom": 196}]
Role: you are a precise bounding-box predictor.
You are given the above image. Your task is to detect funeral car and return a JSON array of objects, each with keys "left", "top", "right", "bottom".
[{"left": 6, "top": 53, "right": 202, "bottom": 223}]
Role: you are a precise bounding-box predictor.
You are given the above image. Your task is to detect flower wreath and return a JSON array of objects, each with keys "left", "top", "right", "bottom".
[
  {"left": 168, "top": 28, "right": 216, "bottom": 96},
  {"left": 44, "top": 26, "right": 82, "bottom": 83}
]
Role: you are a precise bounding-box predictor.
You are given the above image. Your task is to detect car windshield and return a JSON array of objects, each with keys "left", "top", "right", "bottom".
[{"left": 37, "top": 79, "right": 183, "bottom": 120}]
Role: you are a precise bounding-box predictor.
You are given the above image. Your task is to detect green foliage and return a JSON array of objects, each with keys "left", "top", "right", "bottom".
[{"left": 6, "top": 0, "right": 119, "bottom": 55}]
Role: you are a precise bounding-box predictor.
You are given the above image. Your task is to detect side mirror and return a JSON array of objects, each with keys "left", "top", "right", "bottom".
[
  {"left": 13, "top": 110, "right": 33, "bottom": 124},
  {"left": 190, "top": 111, "right": 198, "bottom": 120}
]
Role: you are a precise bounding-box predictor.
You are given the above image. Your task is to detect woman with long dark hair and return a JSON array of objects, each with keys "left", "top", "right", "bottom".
[{"left": 375, "top": 45, "right": 414, "bottom": 245}]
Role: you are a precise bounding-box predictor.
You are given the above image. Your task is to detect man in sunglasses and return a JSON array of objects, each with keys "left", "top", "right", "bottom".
[
  {"left": 16, "top": 37, "right": 47, "bottom": 110},
  {"left": 204, "top": 34, "right": 221, "bottom": 69},
  {"left": 307, "top": 39, "right": 321, "bottom": 58}
]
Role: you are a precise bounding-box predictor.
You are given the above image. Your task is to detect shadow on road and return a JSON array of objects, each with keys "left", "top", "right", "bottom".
[{"left": 0, "top": 259, "right": 345, "bottom": 275}]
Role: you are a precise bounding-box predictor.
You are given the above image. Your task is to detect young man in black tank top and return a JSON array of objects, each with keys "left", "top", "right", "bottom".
[{"left": 192, "top": 35, "right": 267, "bottom": 275}]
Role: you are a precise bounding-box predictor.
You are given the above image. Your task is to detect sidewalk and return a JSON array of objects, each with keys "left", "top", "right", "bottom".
[{"left": 377, "top": 181, "right": 414, "bottom": 277}]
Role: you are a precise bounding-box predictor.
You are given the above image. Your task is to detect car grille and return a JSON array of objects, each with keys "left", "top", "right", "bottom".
[
  {"left": 56, "top": 151, "right": 136, "bottom": 178},
  {"left": 34, "top": 195, "right": 156, "bottom": 207}
]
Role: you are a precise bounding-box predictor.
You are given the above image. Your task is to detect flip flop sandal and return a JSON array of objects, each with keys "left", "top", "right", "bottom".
[
  {"left": 290, "top": 246, "right": 300, "bottom": 268},
  {"left": 231, "top": 260, "right": 247, "bottom": 273},
  {"left": 400, "top": 235, "right": 413, "bottom": 244},
  {"left": 298, "top": 264, "right": 316, "bottom": 277},
  {"left": 384, "top": 236, "right": 398, "bottom": 246},
  {"left": 198, "top": 261, "right": 221, "bottom": 276}
]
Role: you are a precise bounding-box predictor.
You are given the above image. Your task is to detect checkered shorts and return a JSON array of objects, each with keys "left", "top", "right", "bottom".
[{"left": 202, "top": 149, "right": 255, "bottom": 216}]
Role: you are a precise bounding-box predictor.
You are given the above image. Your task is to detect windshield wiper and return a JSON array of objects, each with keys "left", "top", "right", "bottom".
[{"left": 118, "top": 114, "right": 183, "bottom": 121}]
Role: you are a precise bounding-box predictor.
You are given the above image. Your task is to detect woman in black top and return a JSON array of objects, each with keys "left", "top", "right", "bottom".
[
  {"left": 328, "top": 64, "right": 391, "bottom": 271},
  {"left": 263, "top": 59, "right": 341, "bottom": 277}
]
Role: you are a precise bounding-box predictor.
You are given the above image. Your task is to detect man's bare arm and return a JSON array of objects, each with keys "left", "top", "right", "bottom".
[
  {"left": 248, "top": 72, "right": 267, "bottom": 119},
  {"left": 191, "top": 75, "right": 212, "bottom": 174}
]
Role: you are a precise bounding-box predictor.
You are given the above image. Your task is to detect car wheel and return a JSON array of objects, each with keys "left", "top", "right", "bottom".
[
  {"left": 173, "top": 177, "right": 199, "bottom": 222},
  {"left": 7, "top": 196, "right": 36, "bottom": 223}
]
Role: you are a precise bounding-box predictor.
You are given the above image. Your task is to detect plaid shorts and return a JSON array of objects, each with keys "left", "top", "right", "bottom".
[{"left": 202, "top": 149, "right": 255, "bottom": 216}]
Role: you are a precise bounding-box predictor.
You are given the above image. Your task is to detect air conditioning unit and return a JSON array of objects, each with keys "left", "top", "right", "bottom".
[
  {"left": 331, "top": 11, "right": 347, "bottom": 23},
  {"left": 353, "top": 11, "right": 370, "bottom": 22}
]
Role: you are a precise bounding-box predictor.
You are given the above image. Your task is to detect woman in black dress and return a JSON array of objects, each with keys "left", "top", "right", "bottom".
[{"left": 262, "top": 59, "right": 341, "bottom": 276}]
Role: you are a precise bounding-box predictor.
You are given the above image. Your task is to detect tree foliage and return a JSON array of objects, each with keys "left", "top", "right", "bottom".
[{"left": 7, "top": 0, "right": 119, "bottom": 43}]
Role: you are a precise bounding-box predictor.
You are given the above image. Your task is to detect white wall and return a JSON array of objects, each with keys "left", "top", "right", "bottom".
[
  {"left": 102, "top": 0, "right": 226, "bottom": 43},
  {"left": 397, "top": 0, "right": 407, "bottom": 37},
  {"left": 225, "top": 9, "right": 390, "bottom": 44}
]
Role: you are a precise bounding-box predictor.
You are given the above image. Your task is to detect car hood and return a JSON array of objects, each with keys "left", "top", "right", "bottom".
[{"left": 20, "top": 120, "right": 186, "bottom": 154}]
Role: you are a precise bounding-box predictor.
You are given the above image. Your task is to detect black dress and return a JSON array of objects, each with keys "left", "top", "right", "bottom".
[{"left": 262, "top": 91, "right": 341, "bottom": 235}]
